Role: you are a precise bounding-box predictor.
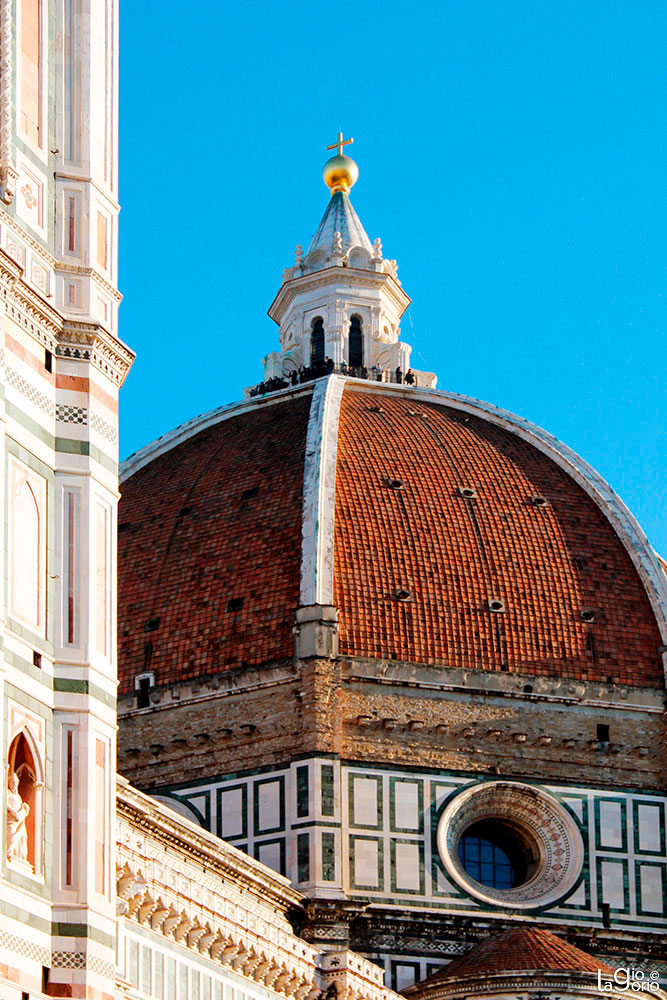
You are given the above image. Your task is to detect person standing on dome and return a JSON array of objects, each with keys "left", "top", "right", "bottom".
[
  {"left": 395, "top": 366, "right": 404, "bottom": 384},
  {"left": 405, "top": 369, "right": 415, "bottom": 385}
]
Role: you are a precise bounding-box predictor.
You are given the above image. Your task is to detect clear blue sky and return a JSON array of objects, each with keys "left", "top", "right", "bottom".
[{"left": 119, "top": 0, "right": 666, "bottom": 554}]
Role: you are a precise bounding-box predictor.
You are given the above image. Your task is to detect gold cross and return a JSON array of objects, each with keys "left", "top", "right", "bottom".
[{"left": 327, "top": 131, "right": 354, "bottom": 156}]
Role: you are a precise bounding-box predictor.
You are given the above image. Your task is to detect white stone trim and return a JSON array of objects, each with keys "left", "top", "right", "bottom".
[{"left": 300, "top": 376, "right": 345, "bottom": 606}]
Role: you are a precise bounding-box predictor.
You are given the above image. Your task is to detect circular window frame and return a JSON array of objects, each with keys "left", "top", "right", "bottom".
[{"left": 436, "top": 780, "right": 584, "bottom": 909}]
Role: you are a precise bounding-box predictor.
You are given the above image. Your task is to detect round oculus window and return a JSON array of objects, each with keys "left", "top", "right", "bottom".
[{"left": 436, "top": 780, "right": 584, "bottom": 908}]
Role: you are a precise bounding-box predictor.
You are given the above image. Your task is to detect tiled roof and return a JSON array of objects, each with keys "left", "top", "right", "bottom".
[
  {"left": 412, "top": 926, "right": 612, "bottom": 986},
  {"left": 334, "top": 389, "right": 662, "bottom": 685},
  {"left": 305, "top": 191, "right": 373, "bottom": 258},
  {"left": 117, "top": 392, "right": 312, "bottom": 695},
  {"left": 117, "top": 381, "right": 662, "bottom": 696}
]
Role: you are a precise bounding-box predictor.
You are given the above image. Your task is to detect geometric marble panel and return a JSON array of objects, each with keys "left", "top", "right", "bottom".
[
  {"left": 394, "top": 781, "right": 419, "bottom": 830},
  {"left": 598, "top": 801, "right": 624, "bottom": 849},
  {"left": 353, "top": 778, "right": 379, "bottom": 827},
  {"left": 600, "top": 859, "right": 626, "bottom": 909},
  {"left": 637, "top": 804, "right": 662, "bottom": 853},
  {"left": 354, "top": 838, "right": 380, "bottom": 888},
  {"left": 220, "top": 787, "right": 245, "bottom": 839},
  {"left": 638, "top": 864, "right": 664, "bottom": 914},
  {"left": 394, "top": 841, "right": 421, "bottom": 891}
]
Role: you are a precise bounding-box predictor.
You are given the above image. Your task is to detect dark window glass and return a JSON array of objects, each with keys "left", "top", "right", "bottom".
[
  {"left": 349, "top": 315, "right": 363, "bottom": 368},
  {"left": 311, "top": 317, "right": 325, "bottom": 367},
  {"left": 457, "top": 821, "right": 527, "bottom": 889},
  {"left": 137, "top": 677, "right": 151, "bottom": 709}
]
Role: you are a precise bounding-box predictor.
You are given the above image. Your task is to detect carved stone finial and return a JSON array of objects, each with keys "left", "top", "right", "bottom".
[
  {"left": 295, "top": 244, "right": 303, "bottom": 264},
  {"left": 372, "top": 237, "right": 383, "bottom": 259},
  {"left": 332, "top": 231, "right": 343, "bottom": 254}
]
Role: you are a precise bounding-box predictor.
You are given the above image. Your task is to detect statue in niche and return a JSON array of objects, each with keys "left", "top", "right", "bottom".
[{"left": 6, "top": 770, "right": 30, "bottom": 862}]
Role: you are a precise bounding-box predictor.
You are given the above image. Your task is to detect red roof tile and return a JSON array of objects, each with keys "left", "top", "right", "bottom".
[
  {"left": 117, "top": 382, "right": 662, "bottom": 696},
  {"left": 334, "top": 389, "right": 662, "bottom": 686},
  {"left": 414, "top": 926, "right": 612, "bottom": 985},
  {"left": 117, "top": 393, "right": 312, "bottom": 695}
]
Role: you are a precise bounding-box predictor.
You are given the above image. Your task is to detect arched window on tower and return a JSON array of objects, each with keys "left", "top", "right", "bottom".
[
  {"left": 310, "top": 316, "right": 325, "bottom": 368},
  {"left": 349, "top": 315, "right": 363, "bottom": 368}
]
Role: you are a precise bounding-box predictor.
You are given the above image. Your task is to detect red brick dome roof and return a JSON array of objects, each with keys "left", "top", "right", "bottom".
[
  {"left": 407, "top": 925, "right": 611, "bottom": 990},
  {"left": 117, "top": 380, "right": 664, "bottom": 696}
]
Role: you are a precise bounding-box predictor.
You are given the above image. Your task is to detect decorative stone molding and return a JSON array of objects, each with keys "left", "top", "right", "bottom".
[
  {"left": 343, "top": 659, "right": 664, "bottom": 711},
  {"left": 120, "top": 383, "right": 313, "bottom": 483},
  {"left": 58, "top": 320, "right": 135, "bottom": 387},
  {"left": 117, "top": 778, "right": 401, "bottom": 1000},
  {"left": 54, "top": 261, "right": 123, "bottom": 304},
  {"left": 0, "top": 0, "right": 16, "bottom": 204},
  {"left": 436, "top": 780, "right": 584, "bottom": 909},
  {"left": 0, "top": 252, "right": 61, "bottom": 345}
]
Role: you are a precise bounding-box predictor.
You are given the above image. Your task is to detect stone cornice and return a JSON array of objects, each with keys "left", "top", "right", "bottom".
[
  {"left": 343, "top": 658, "right": 665, "bottom": 712},
  {"left": 268, "top": 266, "right": 411, "bottom": 325},
  {"left": 0, "top": 250, "right": 61, "bottom": 346},
  {"left": 116, "top": 777, "right": 400, "bottom": 1000},
  {"left": 58, "top": 319, "right": 135, "bottom": 387},
  {"left": 118, "top": 662, "right": 298, "bottom": 718},
  {"left": 0, "top": 249, "right": 133, "bottom": 386},
  {"left": 117, "top": 776, "right": 303, "bottom": 913},
  {"left": 54, "top": 261, "right": 123, "bottom": 303}
]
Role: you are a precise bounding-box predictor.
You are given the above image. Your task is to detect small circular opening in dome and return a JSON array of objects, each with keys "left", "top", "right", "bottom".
[
  {"left": 530, "top": 495, "right": 549, "bottom": 507},
  {"left": 580, "top": 609, "right": 597, "bottom": 623},
  {"left": 457, "top": 820, "right": 536, "bottom": 890},
  {"left": 489, "top": 599, "right": 505, "bottom": 613},
  {"left": 458, "top": 487, "right": 477, "bottom": 499},
  {"left": 386, "top": 477, "right": 404, "bottom": 490},
  {"left": 396, "top": 589, "right": 412, "bottom": 602}
]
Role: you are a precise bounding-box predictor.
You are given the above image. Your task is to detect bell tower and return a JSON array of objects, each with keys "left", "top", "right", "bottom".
[
  {"left": 0, "top": 2, "right": 133, "bottom": 998},
  {"left": 262, "top": 135, "right": 436, "bottom": 387}
]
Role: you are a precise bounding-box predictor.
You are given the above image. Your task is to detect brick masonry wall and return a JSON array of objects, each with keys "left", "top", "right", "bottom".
[
  {"left": 118, "top": 656, "right": 666, "bottom": 793},
  {"left": 339, "top": 676, "right": 666, "bottom": 791},
  {"left": 118, "top": 673, "right": 303, "bottom": 788}
]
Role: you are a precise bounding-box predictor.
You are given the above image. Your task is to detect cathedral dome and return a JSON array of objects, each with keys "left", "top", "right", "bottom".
[{"left": 117, "top": 378, "right": 665, "bottom": 697}]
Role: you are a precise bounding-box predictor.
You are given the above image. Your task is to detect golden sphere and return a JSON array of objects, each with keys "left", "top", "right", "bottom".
[{"left": 322, "top": 153, "right": 359, "bottom": 194}]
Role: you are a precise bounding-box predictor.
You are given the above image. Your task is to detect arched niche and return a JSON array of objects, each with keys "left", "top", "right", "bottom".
[
  {"left": 7, "top": 730, "right": 44, "bottom": 874},
  {"left": 347, "top": 248, "right": 370, "bottom": 269}
]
